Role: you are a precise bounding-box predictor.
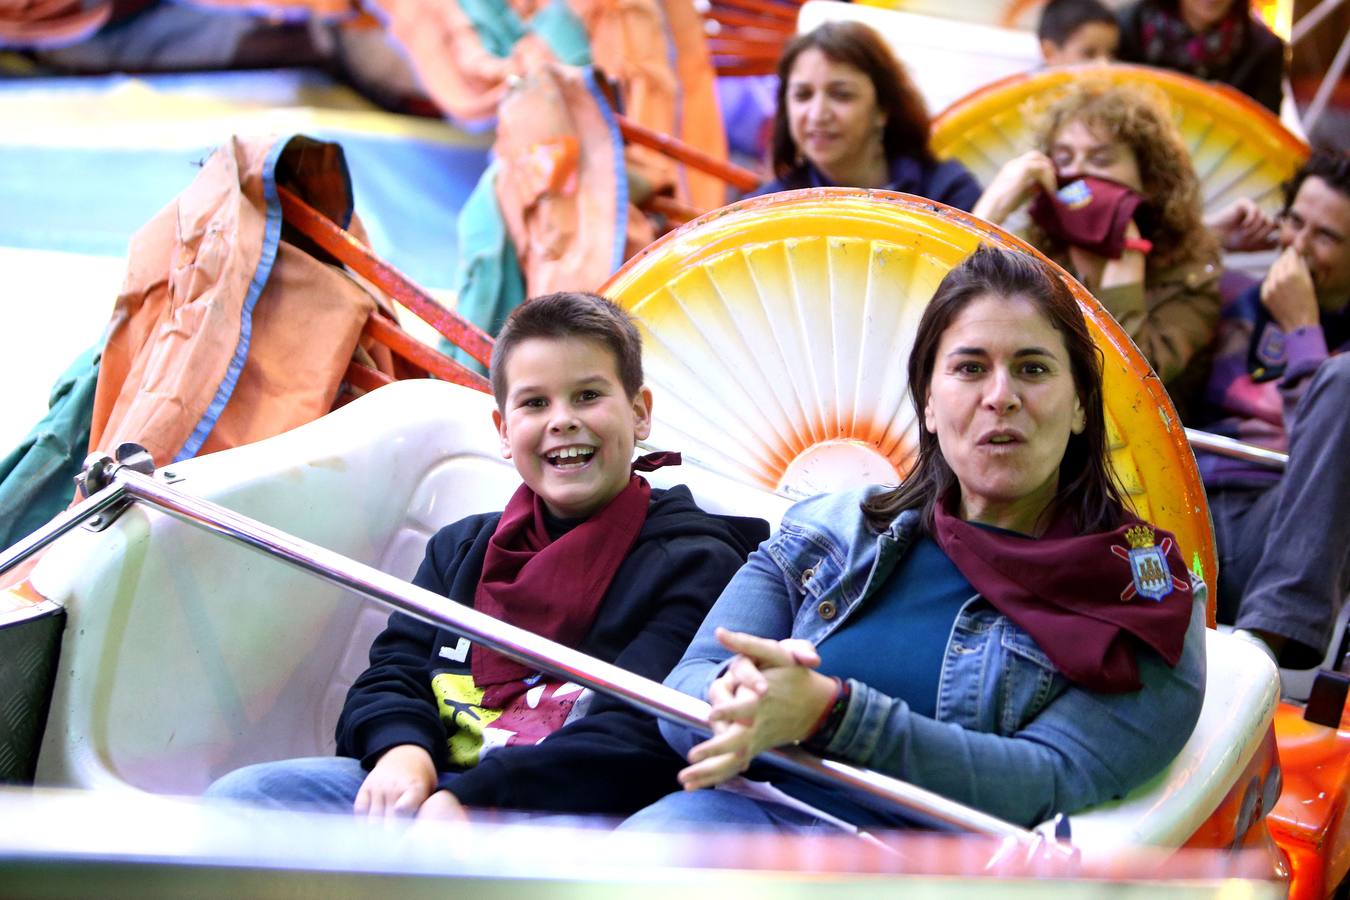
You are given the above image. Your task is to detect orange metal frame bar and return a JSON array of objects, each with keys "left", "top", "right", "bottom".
[
  {"left": 642, "top": 194, "right": 704, "bottom": 226},
  {"left": 707, "top": 8, "right": 795, "bottom": 32},
  {"left": 616, "top": 116, "right": 761, "bottom": 193},
  {"left": 710, "top": 0, "right": 800, "bottom": 22},
  {"left": 277, "top": 186, "right": 494, "bottom": 369},
  {"left": 707, "top": 38, "right": 786, "bottom": 59},
  {"left": 363, "top": 314, "right": 491, "bottom": 393}
]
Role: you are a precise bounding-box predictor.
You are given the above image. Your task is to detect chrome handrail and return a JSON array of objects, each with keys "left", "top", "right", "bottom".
[
  {"left": 1184, "top": 429, "right": 1288, "bottom": 470},
  {"left": 0, "top": 451, "right": 1074, "bottom": 861}
]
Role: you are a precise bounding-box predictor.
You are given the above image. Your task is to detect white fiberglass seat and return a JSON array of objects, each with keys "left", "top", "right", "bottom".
[{"left": 27, "top": 379, "right": 788, "bottom": 795}]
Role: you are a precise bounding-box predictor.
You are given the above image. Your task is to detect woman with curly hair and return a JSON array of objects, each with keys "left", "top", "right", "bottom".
[
  {"left": 748, "top": 20, "right": 982, "bottom": 211},
  {"left": 973, "top": 80, "right": 1221, "bottom": 393}
]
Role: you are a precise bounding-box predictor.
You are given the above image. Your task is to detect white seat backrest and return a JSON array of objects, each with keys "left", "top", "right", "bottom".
[{"left": 31, "top": 380, "right": 788, "bottom": 793}]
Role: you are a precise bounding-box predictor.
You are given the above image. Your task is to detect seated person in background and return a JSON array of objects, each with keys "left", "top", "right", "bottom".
[
  {"left": 1115, "top": 0, "right": 1284, "bottom": 114},
  {"left": 1038, "top": 0, "right": 1120, "bottom": 66},
  {"left": 747, "top": 21, "right": 982, "bottom": 212},
  {"left": 1193, "top": 149, "right": 1350, "bottom": 668},
  {"left": 973, "top": 80, "right": 1221, "bottom": 401},
  {"left": 208, "top": 292, "right": 767, "bottom": 820},
  {"left": 622, "top": 245, "right": 1206, "bottom": 834}
]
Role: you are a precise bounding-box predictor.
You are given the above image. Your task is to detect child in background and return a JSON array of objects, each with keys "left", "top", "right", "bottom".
[{"left": 1038, "top": 0, "right": 1120, "bottom": 66}]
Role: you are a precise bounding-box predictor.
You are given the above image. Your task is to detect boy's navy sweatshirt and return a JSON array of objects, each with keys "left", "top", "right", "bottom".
[{"left": 335, "top": 484, "right": 768, "bottom": 815}]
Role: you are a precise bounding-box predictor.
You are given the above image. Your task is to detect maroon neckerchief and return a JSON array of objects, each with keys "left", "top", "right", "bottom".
[
  {"left": 471, "top": 452, "right": 681, "bottom": 707},
  {"left": 930, "top": 493, "right": 1193, "bottom": 693},
  {"left": 1028, "top": 175, "right": 1145, "bottom": 260}
]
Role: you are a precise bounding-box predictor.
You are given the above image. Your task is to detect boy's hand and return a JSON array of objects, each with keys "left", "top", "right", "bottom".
[
  {"left": 354, "top": 744, "right": 438, "bottom": 820},
  {"left": 677, "top": 628, "right": 836, "bottom": 791},
  {"left": 416, "top": 789, "right": 470, "bottom": 823}
]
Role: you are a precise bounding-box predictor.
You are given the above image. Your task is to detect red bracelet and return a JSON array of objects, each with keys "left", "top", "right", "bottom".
[{"left": 1121, "top": 236, "right": 1153, "bottom": 256}]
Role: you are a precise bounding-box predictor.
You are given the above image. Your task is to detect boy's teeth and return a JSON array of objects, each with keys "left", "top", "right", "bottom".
[{"left": 549, "top": 447, "right": 594, "bottom": 464}]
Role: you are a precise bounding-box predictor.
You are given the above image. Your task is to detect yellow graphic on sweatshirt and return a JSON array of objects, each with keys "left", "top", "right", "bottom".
[{"left": 430, "top": 673, "right": 503, "bottom": 768}]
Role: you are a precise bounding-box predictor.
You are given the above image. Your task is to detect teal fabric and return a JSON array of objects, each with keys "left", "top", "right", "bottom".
[
  {"left": 444, "top": 161, "right": 526, "bottom": 375},
  {"left": 530, "top": 0, "right": 591, "bottom": 65},
  {"left": 459, "top": 0, "right": 527, "bottom": 57},
  {"left": 459, "top": 0, "right": 590, "bottom": 65},
  {"left": 0, "top": 344, "right": 101, "bottom": 551}
]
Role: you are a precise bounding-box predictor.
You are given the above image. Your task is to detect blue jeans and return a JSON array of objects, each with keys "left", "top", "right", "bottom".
[
  {"left": 1213, "top": 354, "right": 1350, "bottom": 668},
  {"left": 204, "top": 757, "right": 369, "bottom": 814},
  {"left": 205, "top": 757, "right": 611, "bottom": 829},
  {"left": 620, "top": 788, "right": 843, "bottom": 834}
]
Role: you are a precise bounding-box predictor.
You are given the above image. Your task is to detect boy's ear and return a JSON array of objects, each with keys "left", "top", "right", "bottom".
[
  {"left": 492, "top": 408, "right": 512, "bottom": 459},
  {"left": 1040, "top": 38, "right": 1061, "bottom": 65},
  {"left": 632, "top": 386, "right": 653, "bottom": 441}
]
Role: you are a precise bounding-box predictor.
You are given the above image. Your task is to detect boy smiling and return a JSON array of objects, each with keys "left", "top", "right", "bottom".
[{"left": 208, "top": 292, "right": 767, "bottom": 820}]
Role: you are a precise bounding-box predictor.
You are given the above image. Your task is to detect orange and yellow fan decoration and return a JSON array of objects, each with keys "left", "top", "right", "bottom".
[
  {"left": 931, "top": 64, "right": 1310, "bottom": 235},
  {"left": 603, "top": 188, "right": 1218, "bottom": 609}
]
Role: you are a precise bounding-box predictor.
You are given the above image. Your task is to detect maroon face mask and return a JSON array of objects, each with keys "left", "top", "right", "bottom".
[{"left": 1028, "top": 175, "right": 1148, "bottom": 259}]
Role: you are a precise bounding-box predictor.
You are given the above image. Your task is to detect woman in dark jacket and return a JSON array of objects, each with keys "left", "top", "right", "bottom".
[
  {"left": 1116, "top": 0, "right": 1285, "bottom": 114},
  {"left": 747, "top": 20, "right": 982, "bottom": 211}
]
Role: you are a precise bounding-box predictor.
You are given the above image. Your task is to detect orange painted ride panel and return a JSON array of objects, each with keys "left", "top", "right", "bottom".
[
  {"left": 1270, "top": 701, "right": 1350, "bottom": 900},
  {"left": 603, "top": 188, "right": 1217, "bottom": 613}
]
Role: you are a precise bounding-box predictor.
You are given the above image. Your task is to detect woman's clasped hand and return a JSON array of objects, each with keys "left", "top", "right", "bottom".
[{"left": 679, "top": 628, "right": 835, "bottom": 790}]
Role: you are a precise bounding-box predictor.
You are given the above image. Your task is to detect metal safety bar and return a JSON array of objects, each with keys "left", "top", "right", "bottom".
[
  {"left": 1184, "top": 429, "right": 1288, "bottom": 470},
  {"left": 0, "top": 452, "right": 1073, "bottom": 862}
]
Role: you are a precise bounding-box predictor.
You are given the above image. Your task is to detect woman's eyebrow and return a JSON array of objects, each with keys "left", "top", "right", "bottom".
[{"left": 945, "top": 346, "right": 1058, "bottom": 358}]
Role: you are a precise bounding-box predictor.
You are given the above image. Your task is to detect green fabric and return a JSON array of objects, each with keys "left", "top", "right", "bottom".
[
  {"left": 459, "top": 0, "right": 527, "bottom": 57},
  {"left": 459, "top": 0, "right": 590, "bottom": 65},
  {"left": 445, "top": 161, "right": 526, "bottom": 376},
  {"left": 0, "top": 345, "right": 101, "bottom": 551},
  {"left": 531, "top": 0, "right": 591, "bottom": 65}
]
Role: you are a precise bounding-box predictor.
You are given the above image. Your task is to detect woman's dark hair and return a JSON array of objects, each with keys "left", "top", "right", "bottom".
[
  {"left": 770, "top": 21, "right": 933, "bottom": 180},
  {"left": 1282, "top": 147, "right": 1350, "bottom": 213},
  {"left": 861, "top": 245, "right": 1127, "bottom": 534}
]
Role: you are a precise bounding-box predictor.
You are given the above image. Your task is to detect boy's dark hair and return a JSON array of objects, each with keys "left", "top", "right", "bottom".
[
  {"left": 489, "top": 291, "right": 644, "bottom": 408},
  {"left": 1282, "top": 147, "right": 1350, "bottom": 212},
  {"left": 1037, "top": 0, "right": 1117, "bottom": 45}
]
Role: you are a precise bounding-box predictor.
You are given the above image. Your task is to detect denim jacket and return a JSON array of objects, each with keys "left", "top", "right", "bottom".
[{"left": 661, "top": 486, "right": 1208, "bottom": 827}]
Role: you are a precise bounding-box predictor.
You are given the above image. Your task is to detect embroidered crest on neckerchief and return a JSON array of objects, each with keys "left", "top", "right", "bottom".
[
  {"left": 1111, "top": 525, "right": 1189, "bottom": 602},
  {"left": 1057, "top": 179, "right": 1094, "bottom": 210}
]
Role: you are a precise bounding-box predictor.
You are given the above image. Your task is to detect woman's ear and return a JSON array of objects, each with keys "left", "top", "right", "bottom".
[
  {"left": 924, "top": 392, "right": 938, "bottom": 434},
  {"left": 1072, "top": 395, "right": 1086, "bottom": 434}
]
